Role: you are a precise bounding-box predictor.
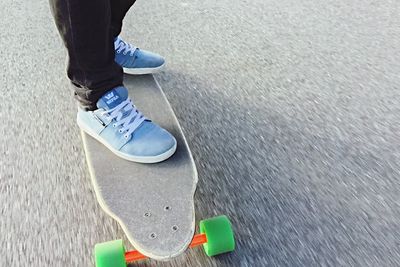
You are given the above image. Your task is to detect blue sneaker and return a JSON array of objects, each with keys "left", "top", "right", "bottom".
[
  {"left": 114, "top": 36, "right": 165, "bottom": 75},
  {"left": 77, "top": 86, "right": 176, "bottom": 163}
]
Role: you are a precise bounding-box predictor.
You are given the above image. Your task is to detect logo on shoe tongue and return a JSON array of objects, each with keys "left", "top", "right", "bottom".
[{"left": 104, "top": 91, "right": 119, "bottom": 106}]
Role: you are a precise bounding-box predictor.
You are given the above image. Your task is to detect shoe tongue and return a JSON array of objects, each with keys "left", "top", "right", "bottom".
[
  {"left": 114, "top": 36, "right": 122, "bottom": 48},
  {"left": 97, "top": 86, "right": 128, "bottom": 110}
]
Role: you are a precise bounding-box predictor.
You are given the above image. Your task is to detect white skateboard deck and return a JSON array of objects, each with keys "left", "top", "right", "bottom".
[{"left": 81, "top": 74, "right": 198, "bottom": 260}]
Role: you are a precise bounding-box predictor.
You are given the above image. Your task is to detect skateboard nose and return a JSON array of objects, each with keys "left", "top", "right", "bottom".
[{"left": 121, "top": 200, "right": 196, "bottom": 260}]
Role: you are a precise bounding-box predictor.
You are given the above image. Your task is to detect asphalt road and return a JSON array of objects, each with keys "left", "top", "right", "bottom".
[{"left": 1, "top": 0, "right": 400, "bottom": 266}]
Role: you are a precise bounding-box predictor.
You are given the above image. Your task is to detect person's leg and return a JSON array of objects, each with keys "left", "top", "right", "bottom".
[
  {"left": 49, "top": 0, "right": 123, "bottom": 110},
  {"left": 49, "top": 0, "right": 176, "bottom": 163},
  {"left": 109, "top": 0, "right": 137, "bottom": 39}
]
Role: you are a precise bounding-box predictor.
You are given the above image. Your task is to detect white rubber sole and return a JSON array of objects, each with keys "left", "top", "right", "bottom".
[
  {"left": 123, "top": 62, "right": 165, "bottom": 75},
  {"left": 77, "top": 117, "right": 177, "bottom": 164}
]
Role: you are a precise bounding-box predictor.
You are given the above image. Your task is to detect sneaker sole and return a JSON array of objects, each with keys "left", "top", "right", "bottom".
[
  {"left": 123, "top": 62, "right": 165, "bottom": 75},
  {"left": 77, "top": 117, "right": 177, "bottom": 164}
]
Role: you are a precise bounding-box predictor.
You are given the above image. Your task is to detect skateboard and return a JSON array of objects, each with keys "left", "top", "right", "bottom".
[{"left": 81, "top": 74, "right": 235, "bottom": 266}]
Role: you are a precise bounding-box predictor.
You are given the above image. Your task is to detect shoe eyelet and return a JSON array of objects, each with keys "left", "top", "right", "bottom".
[
  {"left": 118, "top": 129, "right": 123, "bottom": 133},
  {"left": 124, "top": 135, "right": 129, "bottom": 139},
  {"left": 116, "top": 50, "right": 121, "bottom": 54},
  {"left": 123, "top": 52, "right": 128, "bottom": 55},
  {"left": 113, "top": 124, "right": 117, "bottom": 128}
]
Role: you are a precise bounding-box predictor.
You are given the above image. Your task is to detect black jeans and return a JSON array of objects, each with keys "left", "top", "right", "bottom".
[{"left": 49, "top": 0, "right": 136, "bottom": 110}]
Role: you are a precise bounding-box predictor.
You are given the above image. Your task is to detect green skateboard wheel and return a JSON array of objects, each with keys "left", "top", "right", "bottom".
[
  {"left": 94, "top": 239, "right": 127, "bottom": 267},
  {"left": 200, "top": 215, "right": 235, "bottom": 257}
]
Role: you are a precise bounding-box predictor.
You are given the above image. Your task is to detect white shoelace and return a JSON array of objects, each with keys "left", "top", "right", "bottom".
[
  {"left": 101, "top": 99, "right": 146, "bottom": 139},
  {"left": 115, "top": 38, "right": 137, "bottom": 56}
]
